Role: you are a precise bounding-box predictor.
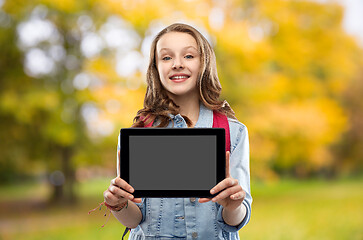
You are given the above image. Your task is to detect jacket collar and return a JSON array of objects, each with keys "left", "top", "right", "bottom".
[{"left": 194, "top": 103, "right": 213, "bottom": 128}]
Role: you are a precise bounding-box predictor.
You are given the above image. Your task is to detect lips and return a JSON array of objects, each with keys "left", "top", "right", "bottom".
[{"left": 169, "top": 74, "right": 190, "bottom": 82}]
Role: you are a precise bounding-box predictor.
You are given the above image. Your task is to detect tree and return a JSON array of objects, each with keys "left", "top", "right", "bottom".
[
  {"left": 0, "top": 0, "right": 147, "bottom": 203},
  {"left": 1, "top": 0, "right": 362, "bottom": 199}
]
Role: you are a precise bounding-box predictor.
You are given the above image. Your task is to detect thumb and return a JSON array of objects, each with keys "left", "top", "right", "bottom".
[{"left": 226, "top": 151, "right": 230, "bottom": 178}]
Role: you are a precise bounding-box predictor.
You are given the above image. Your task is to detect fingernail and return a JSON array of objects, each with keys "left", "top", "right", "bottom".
[{"left": 211, "top": 189, "right": 215, "bottom": 194}]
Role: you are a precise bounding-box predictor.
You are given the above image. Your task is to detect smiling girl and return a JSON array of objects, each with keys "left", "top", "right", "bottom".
[{"left": 103, "top": 23, "right": 252, "bottom": 240}]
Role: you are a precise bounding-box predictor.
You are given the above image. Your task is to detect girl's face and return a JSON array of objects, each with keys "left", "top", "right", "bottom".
[{"left": 156, "top": 32, "right": 201, "bottom": 100}]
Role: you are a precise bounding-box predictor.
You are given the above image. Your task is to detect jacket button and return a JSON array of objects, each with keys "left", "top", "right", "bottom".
[
  {"left": 192, "top": 232, "right": 198, "bottom": 238},
  {"left": 190, "top": 197, "right": 196, "bottom": 203}
]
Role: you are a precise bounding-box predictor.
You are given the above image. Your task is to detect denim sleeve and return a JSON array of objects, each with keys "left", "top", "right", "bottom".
[
  {"left": 216, "top": 121, "right": 252, "bottom": 232},
  {"left": 134, "top": 198, "right": 146, "bottom": 224},
  {"left": 117, "top": 133, "right": 146, "bottom": 225}
]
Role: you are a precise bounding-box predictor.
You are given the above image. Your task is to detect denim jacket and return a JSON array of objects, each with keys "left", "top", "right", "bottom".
[{"left": 117, "top": 103, "right": 252, "bottom": 240}]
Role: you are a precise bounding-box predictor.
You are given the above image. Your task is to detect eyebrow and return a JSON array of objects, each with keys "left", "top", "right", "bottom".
[{"left": 158, "top": 46, "right": 199, "bottom": 53}]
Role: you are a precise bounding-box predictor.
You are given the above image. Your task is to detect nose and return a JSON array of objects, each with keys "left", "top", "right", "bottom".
[{"left": 172, "top": 57, "right": 184, "bottom": 69}]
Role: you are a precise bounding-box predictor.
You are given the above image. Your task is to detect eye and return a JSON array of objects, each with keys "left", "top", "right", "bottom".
[
  {"left": 185, "top": 54, "right": 194, "bottom": 59},
  {"left": 162, "top": 56, "right": 171, "bottom": 61}
]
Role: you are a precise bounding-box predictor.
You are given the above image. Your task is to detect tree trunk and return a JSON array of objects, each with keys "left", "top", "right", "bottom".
[{"left": 50, "top": 146, "right": 77, "bottom": 205}]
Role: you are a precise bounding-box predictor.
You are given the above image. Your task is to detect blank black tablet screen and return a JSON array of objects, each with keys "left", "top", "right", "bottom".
[{"left": 129, "top": 135, "right": 216, "bottom": 190}]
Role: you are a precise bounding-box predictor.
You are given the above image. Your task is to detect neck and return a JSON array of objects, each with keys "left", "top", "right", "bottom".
[{"left": 169, "top": 93, "right": 200, "bottom": 127}]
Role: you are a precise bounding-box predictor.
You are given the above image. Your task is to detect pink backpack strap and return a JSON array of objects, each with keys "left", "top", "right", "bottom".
[
  {"left": 144, "top": 121, "right": 153, "bottom": 128},
  {"left": 140, "top": 115, "right": 154, "bottom": 128},
  {"left": 213, "top": 111, "right": 231, "bottom": 153}
]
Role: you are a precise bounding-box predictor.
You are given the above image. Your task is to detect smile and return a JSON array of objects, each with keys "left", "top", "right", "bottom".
[
  {"left": 169, "top": 74, "right": 190, "bottom": 82},
  {"left": 171, "top": 76, "right": 188, "bottom": 80}
]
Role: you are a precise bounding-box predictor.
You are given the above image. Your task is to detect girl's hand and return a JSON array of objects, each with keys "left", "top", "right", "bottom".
[
  {"left": 199, "top": 151, "right": 246, "bottom": 211},
  {"left": 103, "top": 151, "right": 142, "bottom": 208}
]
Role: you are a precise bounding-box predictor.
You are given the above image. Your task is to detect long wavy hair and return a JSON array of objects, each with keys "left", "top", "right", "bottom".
[{"left": 132, "top": 23, "right": 236, "bottom": 127}]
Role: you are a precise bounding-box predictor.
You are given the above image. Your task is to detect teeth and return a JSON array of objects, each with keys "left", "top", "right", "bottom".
[{"left": 171, "top": 76, "right": 188, "bottom": 80}]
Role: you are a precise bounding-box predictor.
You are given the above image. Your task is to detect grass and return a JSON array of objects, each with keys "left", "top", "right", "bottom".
[
  {"left": 241, "top": 177, "right": 363, "bottom": 240},
  {"left": 0, "top": 177, "right": 362, "bottom": 240}
]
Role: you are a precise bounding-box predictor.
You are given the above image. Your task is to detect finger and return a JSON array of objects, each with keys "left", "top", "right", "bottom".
[
  {"left": 198, "top": 198, "right": 212, "bottom": 203},
  {"left": 212, "top": 185, "right": 242, "bottom": 202},
  {"left": 210, "top": 178, "right": 238, "bottom": 195},
  {"left": 230, "top": 189, "right": 246, "bottom": 201},
  {"left": 109, "top": 185, "right": 135, "bottom": 200},
  {"left": 103, "top": 190, "right": 119, "bottom": 204},
  {"left": 132, "top": 198, "right": 142, "bottom": 203},
  {"left": 226, "top": 151, "right": 230, "bottom": 178},
  {"left": 118, "top": 150, "right": 121, "bottom": 167},
  {"left": 112, "top": 177, "right": 134, "bottom": 193}
]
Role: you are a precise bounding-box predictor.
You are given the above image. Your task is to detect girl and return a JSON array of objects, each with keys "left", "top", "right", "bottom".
[{"left": 103, "top": 23, "right": 252, "bottom": 240}]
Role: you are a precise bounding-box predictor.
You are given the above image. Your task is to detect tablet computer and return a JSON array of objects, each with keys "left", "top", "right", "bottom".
[{"left": 120, "top": 128, "right": 226, "bottom": 198}]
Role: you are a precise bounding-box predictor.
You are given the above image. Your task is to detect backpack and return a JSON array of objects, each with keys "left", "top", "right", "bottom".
[{"left": 142, "top": 111, "right": 231, "bottom": 152}]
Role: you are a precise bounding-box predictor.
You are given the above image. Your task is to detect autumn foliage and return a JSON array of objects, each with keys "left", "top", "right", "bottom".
[{"left": 0, "top": 0, "right": 362, "bottom": 195}]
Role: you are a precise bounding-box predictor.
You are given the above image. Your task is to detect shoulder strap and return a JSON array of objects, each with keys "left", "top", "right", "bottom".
[
  {"left": 140, "top": 115, "right": 153, "bottom": 128},
  {"left": 212, "top": 111, "right": 231, "bottom": 153},
  {"left": 122, "top": 228, "right": 130, "bottom": 240}
]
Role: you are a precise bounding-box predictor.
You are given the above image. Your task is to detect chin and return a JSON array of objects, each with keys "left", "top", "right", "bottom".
[
  {"left": 169, "top": 91, "right": 188, "bottom": 97},
  {"left": 169, "top": 89, "right": 198, "bottom": 98}
]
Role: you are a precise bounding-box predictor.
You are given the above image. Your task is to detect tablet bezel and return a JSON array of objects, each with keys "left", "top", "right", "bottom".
[{"left": 120, "top": 128, "right": 226, "bottom": 198}]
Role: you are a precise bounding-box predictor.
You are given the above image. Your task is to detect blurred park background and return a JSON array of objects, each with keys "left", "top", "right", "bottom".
[{"left": 0, "top": 0, "right": 362, "bottom": 239}]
